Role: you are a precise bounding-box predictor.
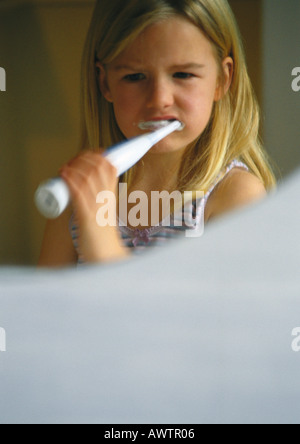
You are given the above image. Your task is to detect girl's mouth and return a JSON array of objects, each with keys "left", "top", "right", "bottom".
[{"left": 138, "top": 119, "right": 185, "bottom": 131}]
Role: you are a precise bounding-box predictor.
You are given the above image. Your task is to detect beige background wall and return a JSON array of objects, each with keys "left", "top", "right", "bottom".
[
  {"left": 0, "top": 0, "right": 95, "bottom": 265},
  {"left": 0, "top": 0, "right": 298, "bottom": 266}
]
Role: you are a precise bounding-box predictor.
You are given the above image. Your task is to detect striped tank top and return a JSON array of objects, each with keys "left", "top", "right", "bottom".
[{"left": 70, "top": 160, "right": 249, "bottom": 261}]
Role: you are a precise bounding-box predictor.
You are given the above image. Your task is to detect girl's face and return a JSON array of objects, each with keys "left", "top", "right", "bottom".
[{"left": 99, "top": 16, "right": 232, "bottom": 154}]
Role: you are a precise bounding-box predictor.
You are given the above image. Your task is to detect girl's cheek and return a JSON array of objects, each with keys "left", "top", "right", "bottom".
[
  {"left": 113, "top": 101, "right": 142, "bottom": 138},
  {"left": 114, "top": 88, "right": 141, "bottom": 113}
]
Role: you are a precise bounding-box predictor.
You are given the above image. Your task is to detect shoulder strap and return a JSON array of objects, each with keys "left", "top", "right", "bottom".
[{"left": 203, "top": 160, "right": 249, "bottom": 204}]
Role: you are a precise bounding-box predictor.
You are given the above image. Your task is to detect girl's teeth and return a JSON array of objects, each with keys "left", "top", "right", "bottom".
[
  {"left": 138, "top": 120, "right": 185, "bottom": 131},
  {"left": 138, "top": 120, "right": 170, "bottom": 130}
]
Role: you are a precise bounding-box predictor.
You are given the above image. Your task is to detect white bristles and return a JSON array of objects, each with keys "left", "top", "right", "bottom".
[{"left": 138, "top": 120, "right": 185, "bottom": 131}]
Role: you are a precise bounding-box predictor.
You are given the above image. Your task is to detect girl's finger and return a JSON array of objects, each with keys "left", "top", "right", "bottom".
[{"left": 62, "top": 151, "right": 117, "bottom": 179}]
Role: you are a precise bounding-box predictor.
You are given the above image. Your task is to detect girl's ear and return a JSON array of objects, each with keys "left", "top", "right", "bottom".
[
  {"left": 96, "top": 62, "right": 113, "bottom": 103},
  {"left": 214, "top": 57, "right": 234, "bottom": 102}
]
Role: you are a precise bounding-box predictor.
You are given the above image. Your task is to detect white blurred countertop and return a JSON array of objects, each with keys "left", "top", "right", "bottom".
[{"left": 0, "top": 170, "right": 300, "bottom": 424}]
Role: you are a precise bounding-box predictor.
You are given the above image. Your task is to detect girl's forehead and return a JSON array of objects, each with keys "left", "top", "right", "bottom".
[{"left": 110, "top": 17, "right": 215, "bottom": 67}]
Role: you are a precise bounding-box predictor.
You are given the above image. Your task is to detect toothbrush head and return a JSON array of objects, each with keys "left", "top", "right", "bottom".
[{"left": 138, "top": 119, "right": 185, "bottom": 131}]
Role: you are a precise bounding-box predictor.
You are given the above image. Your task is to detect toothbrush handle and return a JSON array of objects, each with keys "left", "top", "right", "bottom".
[
  {"left": 34, "top": 137, "right": 152, "bottom": 219},
  {"left": 35, "top": 121, "right": 180, "bottom": 219},
  {"left": 34, "top": 177, "right": 71, "bottom": 220}
]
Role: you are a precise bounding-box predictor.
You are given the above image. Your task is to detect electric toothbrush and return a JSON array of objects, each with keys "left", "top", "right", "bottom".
[{"left": 35, "top": 120, "right": 184, "bottom": 219}]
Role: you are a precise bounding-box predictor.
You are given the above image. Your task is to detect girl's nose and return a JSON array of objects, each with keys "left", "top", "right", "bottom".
[{"left": 146, "top": 78, "right": 175, "bottom": 110}]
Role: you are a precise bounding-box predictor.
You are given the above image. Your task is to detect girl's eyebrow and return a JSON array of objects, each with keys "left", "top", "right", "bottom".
[
  {"left": 170, "top": 63, "right": 206, "bottom": 70},
  {"left": 112, "top": 63, "right": 206, "bottom": 72},
  {"left": 112, "top": 64, "right": 141, "bottom": 71}
]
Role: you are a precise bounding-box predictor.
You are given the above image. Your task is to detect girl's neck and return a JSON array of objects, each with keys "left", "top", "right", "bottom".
[
  {"left": 117, "top": 151, "right": 184, "bottom": 230},
  {"left": 130, "top": 149, "right": 185, "bottom": 193}
]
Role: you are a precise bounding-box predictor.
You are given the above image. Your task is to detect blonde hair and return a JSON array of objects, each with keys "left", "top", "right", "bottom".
[{"left": 80, "top": 0, "right": 276, "bottom": 192}]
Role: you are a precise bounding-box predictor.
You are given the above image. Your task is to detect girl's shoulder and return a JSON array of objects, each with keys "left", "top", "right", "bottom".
[{"left": 205, "top": 165, "right": 267, "bottom": 222}]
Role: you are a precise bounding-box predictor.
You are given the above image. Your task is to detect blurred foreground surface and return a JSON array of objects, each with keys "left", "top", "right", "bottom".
[{"left": 0, "top": 169, "right": 300, "bottom": 424}]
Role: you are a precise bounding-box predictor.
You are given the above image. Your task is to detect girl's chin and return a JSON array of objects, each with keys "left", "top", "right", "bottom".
[{"left": 147, "top": 143, "right": 185, "bottom": 154}]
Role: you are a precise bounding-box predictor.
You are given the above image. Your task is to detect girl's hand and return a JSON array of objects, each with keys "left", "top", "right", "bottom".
[{"left": 60, "top": 150, "right": 129, "bottom": 263}]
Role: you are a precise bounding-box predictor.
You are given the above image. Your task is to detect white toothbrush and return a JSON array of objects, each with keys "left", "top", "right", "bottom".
[{"left": 35, "top": 120, "right": 183, "bottom": 219}]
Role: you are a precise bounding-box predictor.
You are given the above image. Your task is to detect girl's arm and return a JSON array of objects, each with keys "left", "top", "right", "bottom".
[
  {"left": 39, "top": 151, "right": 130, "bottom": 267},
  {"left": 38, "top": 207, "right": 78, "bottom": 267},
  {"left": 205, "top": 168, "right": 267, "bottom": 221},
  {"left": 59, "top": 150, "right": 130, "bottom": 265}
]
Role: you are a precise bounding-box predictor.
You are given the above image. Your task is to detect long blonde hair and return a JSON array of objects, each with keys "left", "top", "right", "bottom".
[{"left": 80, "top": 0, "right": 276, "bottom": 192}]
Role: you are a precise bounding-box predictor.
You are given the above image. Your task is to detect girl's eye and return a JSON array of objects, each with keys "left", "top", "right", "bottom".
[
  {"left": 123, "top": 73, "right": 145, "bottom": 82},
  {"left": 173, "top": 72, "right": 195, "bottom": 79}
]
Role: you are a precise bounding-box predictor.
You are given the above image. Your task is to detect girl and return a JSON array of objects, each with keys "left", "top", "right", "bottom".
[{"left": 38, "top": 0, "right": 276, "bottom": 267}]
